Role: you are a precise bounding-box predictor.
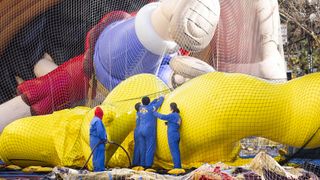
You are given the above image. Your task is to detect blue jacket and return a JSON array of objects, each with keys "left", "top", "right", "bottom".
[
  {"left": 90, "top": 116, "right": 107, "bottom": 142},
  {"left": 139, "top": 97, "right": 164, "bottom": 135},
  {"left": 153, "top": 112, "right": 181, "bottom": 135},
  {"left": 134, "top": 111, "right": 142, "bottom": 136},
  {"left": 89, "top": 116, "right": 107, "bottom": 171}
]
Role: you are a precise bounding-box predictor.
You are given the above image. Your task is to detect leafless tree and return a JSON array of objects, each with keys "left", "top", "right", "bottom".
[
  {"left": 279, "top": 0, "right": 320, "bottom": 45},
  {"left": 278, "top": 0, "right": 320, "bottom": 75}
]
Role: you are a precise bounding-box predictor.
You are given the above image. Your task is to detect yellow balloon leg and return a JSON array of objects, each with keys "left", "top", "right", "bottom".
[
  {"left": 154, "top": 72, "right": 320, "bottom": 168},
  {"left": 0, "top": 107, "right": 90, "bottom": 167}
]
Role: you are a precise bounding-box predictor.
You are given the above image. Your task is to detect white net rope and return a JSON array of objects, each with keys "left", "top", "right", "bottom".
[
  {"left": 0, "top": 0, "right": 151, "bottom": 104},
  {"left": 0, "top": 0, "right": 286, "bottom": 106},
  {"left": 2, "top": 0, "right": 318, "bottom": 175}
]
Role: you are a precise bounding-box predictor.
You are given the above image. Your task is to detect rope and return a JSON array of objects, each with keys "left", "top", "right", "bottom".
[
  {"left": 80, "top": 140, "right": 104, "bottom": 170},
  {"left": 81, "top": 140, "right": 132, "bottom": 171},
  {"left": 111, "top": 88, "right": 172, "bottom": 104},
  {"left": 279, "top": 127, "right": 320, "bottom": 165}
]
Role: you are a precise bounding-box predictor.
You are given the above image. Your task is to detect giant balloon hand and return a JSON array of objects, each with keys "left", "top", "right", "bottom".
[
  {"left": 193, "top": 0, "right": 287, "bottom": 81},
  {"left": 1, "top": 72, "right": 320, "bottom": 170}
]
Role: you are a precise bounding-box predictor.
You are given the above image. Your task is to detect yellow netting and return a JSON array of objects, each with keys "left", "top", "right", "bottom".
[
  {"left": 0, "top": 74, "right": 169, "bottom": 170},
  {"left": 1, "top": 72, "right": 320, "bottom": 170}
]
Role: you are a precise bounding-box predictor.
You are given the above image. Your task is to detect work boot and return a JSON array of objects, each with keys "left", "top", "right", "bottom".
[
  {"left": 132, "top": 166, "right": 144, "bottom": 171},
  {"left": 168, "top": 168, "right": 186, "bottom": 175}
]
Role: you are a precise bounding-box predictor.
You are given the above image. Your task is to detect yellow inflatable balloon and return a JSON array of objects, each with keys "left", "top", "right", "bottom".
[
  {"left": 0, "top": 74, "right": 169, "bottom": 170},
  {"left": 155, "top": 72, "right": 320, "bottom": 168},
  {"left": 1, "top": 72, "right": 320, "bottom": 170}
]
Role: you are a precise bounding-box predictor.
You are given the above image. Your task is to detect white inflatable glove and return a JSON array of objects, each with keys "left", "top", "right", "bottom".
[
  {"left": 151, "top": 0, "right": 220, "bottom": 52},
  {"left": 34, "top": 53, "right": 57, "bottom": 77},
  {"left": 258, "top": 52, "right": 287, "bottom": 82},
  {"left": 173, "top": 74, "right": 186, "bottom": 85},
  {"left": 169, "top": 0, "right": 220, "bottom": 52},
  {"left": 170, "top": 56, "right": 215, "bottom": 78},
  {"left": 256, "top": 0, "right": 287, "bottom": 82},
  {"left": 169, "top": 56, "right": 215, "bottom": 88}
]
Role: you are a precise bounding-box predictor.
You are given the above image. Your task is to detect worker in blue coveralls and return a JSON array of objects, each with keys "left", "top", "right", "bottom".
[
  {"left": 153, "top": 102, "right": 185, "bottom": 175},
  {"left": 90, "top": 107, "right": 107, "bottom": 172},
  {"left": 138, "top": 96, "right": 164, "bottom": 170},
  {"left": 132, "top": 102, "right": 142, "bottom": 167}
]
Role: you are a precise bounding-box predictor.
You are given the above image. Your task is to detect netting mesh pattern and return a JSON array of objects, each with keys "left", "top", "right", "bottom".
[
  {"left": 0, "top": 107, "right": 90, "bottom": 167},
  {"left": 0, "top": 74, "right": 169, "bottom": 170},
  {"left": 0, "top": 0, "right": 311, "bottom": 173},
  {"left": 1, "top": 72, "right": 320, "bottom": 169},
  {"left": 191, "top": 0, "right": 285, "bottom": 79},
  {"left": 154, "top": 72, "right": 320, "bottom": 168},
  {"left": 0, "top": 0, "right": 285, "bottom": 108},
  {"left": 0, "top": 0, "right": 150, "bottom": 104}
]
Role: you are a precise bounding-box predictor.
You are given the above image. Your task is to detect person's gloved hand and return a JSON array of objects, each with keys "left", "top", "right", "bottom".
[{"left": 17, "top": 55, "right": 90, "bottom": 115}]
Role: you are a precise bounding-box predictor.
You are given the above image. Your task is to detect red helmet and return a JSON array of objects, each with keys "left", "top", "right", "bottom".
[{"left": 94, "top": 107, "right": 104, "bottom": 120}]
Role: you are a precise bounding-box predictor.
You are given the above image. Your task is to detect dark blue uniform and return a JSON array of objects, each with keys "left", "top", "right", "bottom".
[
  {"left": 132, "top": 111, "right": 142, "bottom": 166},
  {"left": 138, "top": 97, "right": 164, "bottom": 167},
  {"left": 90, "top": 116, "right": 107, "bottom": 171},
  {"left": 154, "top": 112, "right": 182, "bottom": 168}
]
